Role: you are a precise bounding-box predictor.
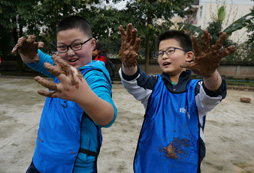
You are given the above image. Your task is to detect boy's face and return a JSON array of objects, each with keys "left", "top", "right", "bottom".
[
  {"left": 57, "top": 28, "right": 95, "bottom": 69},
  {"left": 157, "top": 38, "right": 193, "bottom": 76}
]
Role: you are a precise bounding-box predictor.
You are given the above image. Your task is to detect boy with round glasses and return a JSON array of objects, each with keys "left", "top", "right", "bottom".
[
  {"left": 56, "top": 37, "right": 92, "bottom": 53},
  {"left": 118, "top": 24, "right": 236, "bottom": 172},
  {"left": 155, "top": 46, "right": 192, "bottom": 58},
  {"left": 12, "top": 16, "right": 117, "bottom": 173}
]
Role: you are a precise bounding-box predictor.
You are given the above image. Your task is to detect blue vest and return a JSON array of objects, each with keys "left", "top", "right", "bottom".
[
  {"left": 134, "top": 75, "right": 200, "bottom": 173},
  {"left": 33, "top": 67, "right": 103, "bottom": 173}
]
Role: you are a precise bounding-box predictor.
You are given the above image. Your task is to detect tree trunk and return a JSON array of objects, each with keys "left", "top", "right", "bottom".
[
  {"left": 12, "top": 16, "right": 23, "bottom": 72},
  {"left": 144, "top": 15, "right": 152, "bottom": 73},
  {"left": 144, "top": 34, "right": 150, "bottom": 73}
]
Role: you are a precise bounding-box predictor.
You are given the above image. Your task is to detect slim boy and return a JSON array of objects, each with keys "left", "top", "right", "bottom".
[
  {"left": 12, "top": 16, "right": 117, "bottom": 173},
  {"left": 118, "top": 24, "right": 236, "bottom": 172}
]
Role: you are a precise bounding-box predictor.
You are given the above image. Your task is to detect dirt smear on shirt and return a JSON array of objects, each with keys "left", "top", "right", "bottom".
[{"left": 161, "top": 137, "right": 191, "bottom": 160}]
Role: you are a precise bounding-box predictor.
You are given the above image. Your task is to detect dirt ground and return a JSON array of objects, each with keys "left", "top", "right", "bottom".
[{"left": 0, "top": 76, "right": 253, "bottom": 173}]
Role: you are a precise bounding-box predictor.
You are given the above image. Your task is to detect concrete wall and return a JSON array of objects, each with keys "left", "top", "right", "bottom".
[
  {"left": 1, "top": 59, "right": 253, "bottom": 80},
  {"left": 218, "top": 62, "right": 254, "bottom": 79},
  {"left": 112, "top": 59, "right": 254, "bottom": 80}
]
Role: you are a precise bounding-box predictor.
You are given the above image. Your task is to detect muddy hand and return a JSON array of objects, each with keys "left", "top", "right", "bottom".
[
  {"left": 181, "top": 30, "right": 236, "bottom": 77},
  {"left": 34, "top": 54, "right": 83, "bottom": 97},
  {"left": 11, "top": 35, "right": 44, "bottom": 62},
  {"left": 119, "top": 23, "right": 141, "bottom": 67}
]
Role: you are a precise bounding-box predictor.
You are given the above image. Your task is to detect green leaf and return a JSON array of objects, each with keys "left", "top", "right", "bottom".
[
  {"left": 223, "top": 12, "right": 254, "bottom": 35},
  {"left": 218, "top": 6, "right": 225, "bottom": 22},
  {"left": 178, "top": 22, "right": 204, "bottom": 36}
]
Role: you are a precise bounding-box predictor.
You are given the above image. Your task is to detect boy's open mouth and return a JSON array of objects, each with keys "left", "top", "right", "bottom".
[
  {"left": 163, "top": 62, "right": 171, "bottom": 66},
  {"left": 68, "top": 58, "right": 79, "bottom": 63}
]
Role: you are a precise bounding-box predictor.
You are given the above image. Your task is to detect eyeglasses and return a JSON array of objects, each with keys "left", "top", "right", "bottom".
[
  {"left": 155, "top": 47, "right": 191, "bottom": 58},
  {"left": 57, "top": 38, "right": 92, "bottom": 53}
]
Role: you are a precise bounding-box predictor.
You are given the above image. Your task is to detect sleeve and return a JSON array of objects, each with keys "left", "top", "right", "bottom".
[
  {"left": 119, "top": 65, "right": 157, "bottom": 109},
  {"left": 25, "top": 49, "right": 55, "bottom": 78},
  {"left": 195, "top": 78, "right": 227, "bottom": 117},
  {"left": 85, "top": 69, "right": 117, "bottom": 128}
]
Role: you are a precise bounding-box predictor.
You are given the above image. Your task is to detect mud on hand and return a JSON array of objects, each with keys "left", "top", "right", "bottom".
[
  {"left": 11, "top": 35, "right": 44, "bottom": 62},
  {"left": 34, "top": 54, "right": 83, "bottom": 98},
  {"left": 119, "top": 23, "right": 141, "bottom": 67},
  {"left": 181, "top": 30, "right": 237, "bottom": 77}
]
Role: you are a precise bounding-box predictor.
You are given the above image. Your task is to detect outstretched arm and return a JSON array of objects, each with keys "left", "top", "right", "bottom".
[
  {"left": 35, "top": 55, "right": 114, "bottom": 126},
  {"left": 181, "top": 30, "right": 236, "bottom": 91},
  {"left": 119, "top": 23, "right": 141, "bottom": 76},
  {"left": 12, "top": 35, "right": 56, "bottom": 78},
  {"left": 12, "top": 35, "right": 44, "bottom": 63}
]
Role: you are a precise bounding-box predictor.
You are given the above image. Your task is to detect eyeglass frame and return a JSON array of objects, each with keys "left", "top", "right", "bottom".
[
  {"left": 57, "top": 37, "right": 92, "bottom": 53},
  {"left": 155, "top": 47, "right": 191, "bottom": 58}
]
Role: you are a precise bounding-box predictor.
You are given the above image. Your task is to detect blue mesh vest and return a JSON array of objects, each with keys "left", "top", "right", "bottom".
[
  {"left": 32, "top": 67, "right": 103, "bottom": 173},
  {"left": 134, "top": 75, "right": 200, "bottom": 173}
]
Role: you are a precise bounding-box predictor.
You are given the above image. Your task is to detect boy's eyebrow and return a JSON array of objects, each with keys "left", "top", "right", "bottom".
[
  {"left": 57, "top": 39, "right": 84, "bottom": 45},
  {"left": 158, "top": 46, "right": 176, "bottom": 51}
]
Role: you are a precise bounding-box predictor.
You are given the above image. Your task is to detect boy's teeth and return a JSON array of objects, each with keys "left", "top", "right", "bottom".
[{"left": 69, "top": 59, "right": 77, "bottom": 62}]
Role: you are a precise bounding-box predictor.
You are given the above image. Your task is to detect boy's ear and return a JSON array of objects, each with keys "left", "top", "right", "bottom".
[
  {"left": 186, "top": 51, "right": 194, "bottom": 62},
  {"left": 91, "top": 38, "right": 96, "bottom": 49}
]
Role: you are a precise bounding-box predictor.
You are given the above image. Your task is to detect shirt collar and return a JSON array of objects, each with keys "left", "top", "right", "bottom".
[{"left": 161, "top": 70, "right": 191, "bottom": 84}]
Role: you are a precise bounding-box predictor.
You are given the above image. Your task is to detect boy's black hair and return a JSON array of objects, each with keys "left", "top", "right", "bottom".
[
  {"left": 57, "top": 15, "right": 93, "bottom": 37},
  {"left": 157, "top": 30, "right": 192, "bottom": 51},
  {"left": 94, "top": 41, "right": 116, "bottom": 81},
  {"left": 94, "top": 42, "right": 103, "bottom": 52},
  {"left": 94, "top": 42, "right": 107, "bottom": 58}
]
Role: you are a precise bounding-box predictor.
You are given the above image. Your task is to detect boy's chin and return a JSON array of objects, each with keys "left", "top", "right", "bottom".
[
  {"left": 162, "top": 68, "right": 173, "bottom": 74},
  {"left": 69, "top": 59, "right": 92, "bottom": 69},
  {"left": 163, "top": 70, "right": 173, "bottom": 76},
  {"left": 163, "top": 68, "right": 184, "bottom": 76},
  {"left": 68, "top": 62, "right": 82, "bottom": 69}
]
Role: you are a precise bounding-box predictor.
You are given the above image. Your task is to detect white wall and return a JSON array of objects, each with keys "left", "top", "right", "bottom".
[{"left": 196, "top": 0, "right": 254, "bottom": 43}]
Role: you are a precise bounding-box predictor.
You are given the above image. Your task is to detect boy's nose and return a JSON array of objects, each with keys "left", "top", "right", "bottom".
[
  {"left": 162, "top": 53, "right": 169, "bottom": 59},
  {"left": 67, "top": 47, "right": 76, "bottom": 56}
]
